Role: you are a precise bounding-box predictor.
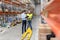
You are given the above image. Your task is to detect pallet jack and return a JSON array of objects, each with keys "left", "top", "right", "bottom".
[{"left": 21, "top": 27, "right": 32, "bottom": 40}]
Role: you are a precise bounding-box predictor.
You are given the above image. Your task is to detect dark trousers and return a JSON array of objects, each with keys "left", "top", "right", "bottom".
[
  {"left": 22, "top": 20, "right": 26, "bottom": 34},
  {"left": 27, "top": 20, "right": 32, "bottom": 30},
  {"left": 46, "top": 32, "right": 55, "bottom": 40}
]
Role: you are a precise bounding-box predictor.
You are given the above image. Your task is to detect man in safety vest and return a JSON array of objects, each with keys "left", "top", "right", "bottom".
[{"left": 26, "top": 11, "right": 33, "bottom": 30}]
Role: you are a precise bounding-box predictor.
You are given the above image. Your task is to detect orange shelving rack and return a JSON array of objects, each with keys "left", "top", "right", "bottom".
[{"left": 42, "top": 0, "right": 60, "bottom": 40}]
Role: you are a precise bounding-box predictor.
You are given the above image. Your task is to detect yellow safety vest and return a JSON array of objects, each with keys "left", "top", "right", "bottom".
[{"left": 26, "top": 13, "right": 33, "bottom": 20}]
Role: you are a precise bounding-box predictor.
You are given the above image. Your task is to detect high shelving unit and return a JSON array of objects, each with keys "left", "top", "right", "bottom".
[
  {"left": 0, "top": 0, "right": 32, "bottom": 15},
  {"left": 0, "top": 0, "right": 35, "bottom": 27}
]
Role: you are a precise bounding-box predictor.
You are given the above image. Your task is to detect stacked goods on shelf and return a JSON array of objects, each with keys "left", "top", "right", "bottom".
[{"left": 19, "top": 0, "right": 32, "bottom": 4}]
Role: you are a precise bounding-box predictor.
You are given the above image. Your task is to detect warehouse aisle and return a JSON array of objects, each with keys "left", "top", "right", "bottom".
[
  {"left": 0, "top": 16, "right": 40, "bottom": 40},
  {"left": 0, "top": 0, "right": 42, "bottom": 40}
]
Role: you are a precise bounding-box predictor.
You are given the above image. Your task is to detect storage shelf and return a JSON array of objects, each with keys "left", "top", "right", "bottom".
[
  {"left": 0, "top": 0, "right": 32, "bottom": 15},
  {"left": 4, "top": 1, "right": 20, "bottom": 7},
  {"left": 0, "top": 11, "right": 21, "bottom": 15}
]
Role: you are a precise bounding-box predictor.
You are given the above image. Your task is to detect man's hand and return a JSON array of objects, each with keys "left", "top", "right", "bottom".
[{"left": 26, "top": 16, "right": 29, "bottom": 18}]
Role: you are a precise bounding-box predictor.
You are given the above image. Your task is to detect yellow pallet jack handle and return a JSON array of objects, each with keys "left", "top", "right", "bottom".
[{"left": 21, "top": 27, "right": 32, "bottom": 40}]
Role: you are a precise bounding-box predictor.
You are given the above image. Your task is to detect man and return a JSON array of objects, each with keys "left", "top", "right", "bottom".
[
  {"left": 26, "top": 11, "right": 33, "bottom": 30},
  {"left": 21, "top": 10, "right": 27, "bottom": 34}
]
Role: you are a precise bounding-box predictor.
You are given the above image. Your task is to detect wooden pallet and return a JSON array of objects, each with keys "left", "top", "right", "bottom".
[{"left": 39, "top": 24, "right": 51, "bottom": 40}]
